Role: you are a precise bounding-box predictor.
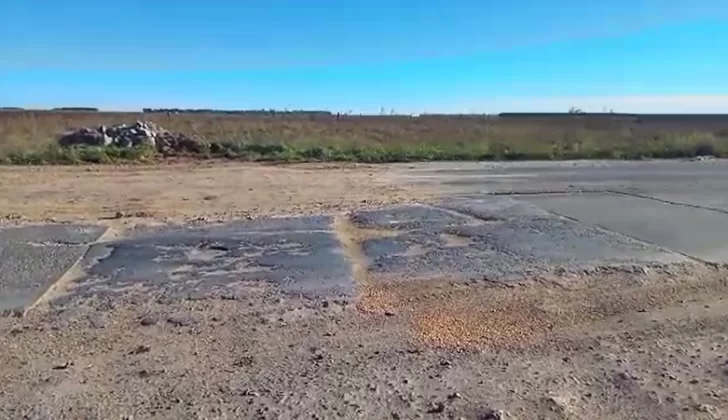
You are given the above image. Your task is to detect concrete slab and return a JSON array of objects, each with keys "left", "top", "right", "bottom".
[
  {"left": 631, "top": 191, "right": 728, "bottom": 214},
  {"left": 58, "top": 216, "right": 353, "bottom": 306},
  {"left": 353, "top": 200, "right": 683, "bottom": 282},
  {"left": 399, "top": 160, "right": 728, "bottom": 203},
  {"left": 439, "top": 196, "right": 553, "bottom": 221},
  {"left": 521, "top": 193, "right": 728, "bottom": 263},
  {"left": 0, "top": 224, "right": 107, "bottom": 314}
]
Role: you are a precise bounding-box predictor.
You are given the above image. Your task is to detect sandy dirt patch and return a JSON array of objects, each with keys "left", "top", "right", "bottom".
[{"left": 0, "top": 162, "right": 432, "bottom": 224}]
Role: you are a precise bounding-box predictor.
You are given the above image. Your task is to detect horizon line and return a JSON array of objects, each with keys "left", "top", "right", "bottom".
[{"left": 4, "top": 107, "right": 728, "bottom": 117}]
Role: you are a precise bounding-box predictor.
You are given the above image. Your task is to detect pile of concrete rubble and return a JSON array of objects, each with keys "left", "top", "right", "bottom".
[{"left": 58, "top": 121, "right": 202, "bottom": 154}]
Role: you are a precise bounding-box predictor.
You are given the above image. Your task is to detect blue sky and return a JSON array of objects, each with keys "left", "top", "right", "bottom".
[{"left": 1, "top": 0, "right": 727, "bottom": 113}]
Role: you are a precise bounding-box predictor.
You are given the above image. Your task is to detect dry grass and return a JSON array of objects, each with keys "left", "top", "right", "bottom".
[{"left": 2, "top": 110, "right": 728, "bottom": 162}]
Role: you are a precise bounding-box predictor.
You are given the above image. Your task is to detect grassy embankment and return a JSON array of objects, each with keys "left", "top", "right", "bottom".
[{"left": 1, "top": 111, "right": 727, "bottom": 164}]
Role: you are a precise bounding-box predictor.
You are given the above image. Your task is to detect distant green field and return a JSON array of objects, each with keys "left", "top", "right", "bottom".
[{"left": 1, "top": 110, "right": 727, "bottom": 164}]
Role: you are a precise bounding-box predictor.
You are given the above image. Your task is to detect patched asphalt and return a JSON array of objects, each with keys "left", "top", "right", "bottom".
[
  {"left": 5, "top": 160, "right": 728, "bottom": 312},
  {"left": 55, "top": 216, "right": 354, "bottom": 307},
  {"left": 402, "top": 160, "right": 728, "bottom": 264},
  {"left": 354, "top": 200, "right": 684, "bottom": 281},
  {"left": 0, "top": 198, "right": 701, "bottom": 312},
  {"left": 1, "top": 201, "right": 689, "bottom": 312}
]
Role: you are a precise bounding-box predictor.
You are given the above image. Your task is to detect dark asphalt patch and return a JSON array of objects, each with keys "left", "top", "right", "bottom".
[
  {"left": 0, "top": 224, "right": 107, "bottom": 314},
  {"left": 3, "top": 199, "right": 696, "bottom": 312},
  {"left": 132, "top": 215, "right": 333, "bottom": 236},
  {"left": 354, "top": 199, "right": 685, "bottom": 282},
  {"left": 57, "top": 216, "right": 353, "bottom": 307}
]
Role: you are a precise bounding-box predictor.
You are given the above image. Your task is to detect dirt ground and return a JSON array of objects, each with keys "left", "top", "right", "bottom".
[
  {"left": 0, "top": 161, "right": 431, "bottom": 224},
  {"left": 1, "top": 163, "right": 728, "bottom": 420}
]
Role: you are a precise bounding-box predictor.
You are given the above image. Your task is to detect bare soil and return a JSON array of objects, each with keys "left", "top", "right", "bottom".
[
  {"left": 1, "top": 163, "right": 727, "bottom": 420},
  {"left": 0, "top": 162, "right": 431, "bottom": 224}
]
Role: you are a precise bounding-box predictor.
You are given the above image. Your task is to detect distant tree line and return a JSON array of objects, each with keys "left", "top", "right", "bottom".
[
  {"left": 142, "top": 108, "right": 333, "bottom": 117},
  {"left": 2, "top": 106, "right": 727, "bottom": 122},
  {"left": 419, "top": 113, "right": 494, "bottom": 119},
  {"left": 51, "top": 107, "right": 99, "bottom": 112}
]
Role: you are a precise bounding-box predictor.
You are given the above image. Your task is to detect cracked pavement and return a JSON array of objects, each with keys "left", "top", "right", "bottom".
[
  {"left": 5, "top": 160, "right": 728, "bottom": 312},
  {"left": 3, "top": 160, "right": 728, "bottom": 420}
]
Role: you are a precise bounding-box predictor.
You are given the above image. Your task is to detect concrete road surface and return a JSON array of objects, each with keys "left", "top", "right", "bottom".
[
  {"left": 401, "top": 159, "right": 728, "bottom": 264},
  {"left": 2, "top": 159, "right": 728, "bottom": 312},
  {"left": 5, "top": 160, "right": 728, "bottom": 420}
]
